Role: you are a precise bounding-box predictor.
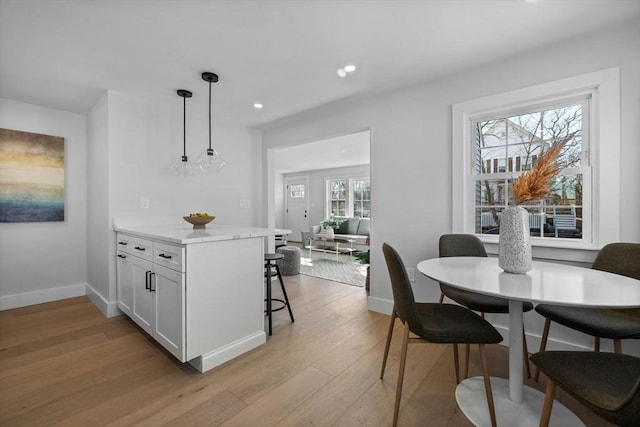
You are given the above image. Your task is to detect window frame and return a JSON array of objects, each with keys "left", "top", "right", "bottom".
[
  {"left": 452, "top": 68, "right": 620, "bottom": 261},
  {"left": 325, "top": 175, "right": 371, "bottom": 218},
  {"left": 471, "top": 97, "right": 591, "bottom": 242}
]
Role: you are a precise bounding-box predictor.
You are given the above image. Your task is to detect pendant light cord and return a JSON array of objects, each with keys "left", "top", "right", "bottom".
[
  {"left": 183, "top": 94, "right": 187, "bottom": 159},
  {"left": 209, "top": 80, "right": 212, "bottom": 150}
]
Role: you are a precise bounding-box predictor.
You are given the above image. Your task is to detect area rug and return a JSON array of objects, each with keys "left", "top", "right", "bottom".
[{"left": 299, "top": 250, "right": 367, "bottom": 287}]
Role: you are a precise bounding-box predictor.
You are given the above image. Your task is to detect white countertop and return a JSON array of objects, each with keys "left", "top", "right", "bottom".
[{"left": 114, "top": 223, "right": 287, "bottom": 245}]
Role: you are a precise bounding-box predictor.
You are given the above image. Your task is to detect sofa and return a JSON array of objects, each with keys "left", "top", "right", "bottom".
[{"left": 309, "top": 217, "right": 370, "bottom": 251}]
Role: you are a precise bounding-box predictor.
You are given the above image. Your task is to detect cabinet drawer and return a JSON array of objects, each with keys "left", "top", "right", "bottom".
[
  {"left": 116, "top": 234, "right": 153, "bottom": 261},
  {"left": 154, "top": 242, "right": 185, "bottom": 272}
]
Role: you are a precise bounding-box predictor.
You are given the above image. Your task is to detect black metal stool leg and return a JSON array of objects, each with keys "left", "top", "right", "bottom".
[
  {"left": 265, "top": 262, "right": 273, "bottom": 336},
  {"left": 274, "top": 264, "right": 294, "bottom": 322}
]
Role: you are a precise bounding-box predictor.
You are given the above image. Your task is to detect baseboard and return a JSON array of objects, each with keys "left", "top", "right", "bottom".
[
  {"left": 367, "top": 295, "right": 393, "bottom": 315},
  {"left": 0, "top": 283, "right": 87, "bottom": 311},
  {"left": 85, "top": 284, "right": 121, "bottom": 318},
  {"left": 189, "top": 331, "right": 266, "bottom": 373}
]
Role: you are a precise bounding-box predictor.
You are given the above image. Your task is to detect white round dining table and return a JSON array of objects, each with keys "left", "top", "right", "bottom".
[{"left": 417, "top": 256, "right": 640, "bottom": 427}]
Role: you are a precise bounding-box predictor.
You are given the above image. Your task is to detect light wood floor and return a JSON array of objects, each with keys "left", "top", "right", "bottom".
[{"left": 0, "top": 274, "right": 610, "bottom": 426}]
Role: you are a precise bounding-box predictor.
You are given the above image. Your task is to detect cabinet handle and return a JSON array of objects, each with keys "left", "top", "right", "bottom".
[
  {"left": 117, "top": 254, "right": 126, "bottom": 259},
  {"left": 149, "top": 272, "right": 156, "bottom": 292},
  {"left": 145, "top": 271, "right": 151, "bottom": 290},
  {"left": 158, "top": 253, "right": 173, "bottom": 259},
  {"left": 118, "top": 241, "right": 128, "bottom": 246},
  {"left": 135, "top": 246, "right": 146, "bottom": 251}
]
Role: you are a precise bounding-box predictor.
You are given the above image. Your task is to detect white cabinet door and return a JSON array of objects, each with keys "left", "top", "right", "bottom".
[
  {"left": 131, "top": 256, "right": 154, "bottom": 335},
  {"left": 116, "top": 251, "right": 134, "bottom": 316},
  {"left": 153, "top": 264, "right": 186, "bottom": 362}
]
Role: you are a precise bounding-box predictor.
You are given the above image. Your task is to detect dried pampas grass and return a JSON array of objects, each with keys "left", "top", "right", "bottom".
[{"left": 512, "top": 142, "right": 564, "bottom": 204}]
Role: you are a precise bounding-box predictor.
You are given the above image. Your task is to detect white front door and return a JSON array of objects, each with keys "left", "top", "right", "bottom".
[{"left": 285, "top": 177, "right": 309, "bottom": 242}]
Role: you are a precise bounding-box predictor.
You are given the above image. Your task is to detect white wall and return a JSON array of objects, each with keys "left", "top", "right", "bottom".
[
  {"left": 261, "top": 21, "right": 640, "bottom": 354},
  {"left": 86, "top": 93, "right": 112, "bottom": 314},
  {"left": 1, "top": 89, "right": 263, "bottom": 313},
  {"left": 83, "top": 91, "right": 263, "bottom": 315},
  {"left": 0, "top": 98, "right": 88, "bottom": 309}
]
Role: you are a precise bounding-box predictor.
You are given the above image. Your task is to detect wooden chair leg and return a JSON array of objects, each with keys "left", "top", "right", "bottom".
[
  {"left": 479, "top": 344, "right": 497, "bottom": 427},
  {"left": 464, "top": 343, "right": 471, "bottom": 379},
  {"left": 539, "top": 379, "right": 556, "bottom": 427},
  {"left": 594, "top": 336, "right": 600, "bottom": 352},
  {"left": 523, "top": 327, "right": 531, "bottom": 379},
  {"left": 438, "top": 292, "right": 444, "bottom": 304},
  {"left": 534, "top": 319, "right": 551, "bottom": 382},
  {"left": 393, "top": 322, "right": 410, "bottom": 427},
  {"left": 614, "top": 339, "right": 622, "bottom": 353},
  {"left": 453, "top": 343, "right": 460, "bottom": 384},
  {"left": 380, "top": 309, "right": 397, "bottom": 379}
]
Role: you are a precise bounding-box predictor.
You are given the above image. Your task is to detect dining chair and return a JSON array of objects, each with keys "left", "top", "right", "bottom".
[
  {"left": 438, "top": 234, "right": 533, "bottom": 378},
  {"left": 380, "top": 243, "right": 503, "bottom": 427},
  {"left": 534, "top": 242, "right": 640, "bottom": 381},
  {"left": 530, "top": 351, "right": 640, "bottom": 427}
]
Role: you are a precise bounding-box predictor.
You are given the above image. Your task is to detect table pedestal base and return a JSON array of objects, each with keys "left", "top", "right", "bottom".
[{"left": 456, "top": 377, "right": 584, "bottom": 427}]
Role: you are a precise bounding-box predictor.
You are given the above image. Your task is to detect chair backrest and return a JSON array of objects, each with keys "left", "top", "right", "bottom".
[
  {"left": 439, "top": 234, "right": 488, "bottom": 258},
  {"left": 592, "top": 242, "right": 640, "bottom": 280},
  {"left": 382, "top": 243, "right": 422, "bottom": 331}
]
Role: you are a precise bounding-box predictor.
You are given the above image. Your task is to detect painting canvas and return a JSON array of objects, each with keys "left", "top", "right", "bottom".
[{"left": 0, "top": 128, "right": 65, "bottom": 222}]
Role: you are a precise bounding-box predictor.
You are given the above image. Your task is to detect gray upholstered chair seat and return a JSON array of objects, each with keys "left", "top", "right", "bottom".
[
  {"left": 441, "top": 283, "right": 534, "bottom": 313},
  {"left": 535, "top": 305, "right": 640, "bottom": 339},
  {"left": 413, "top": 302, "right": 503, "bottom": 344},
  {"left": 531, "top": 351, "right": 640, "bottom": 426}
]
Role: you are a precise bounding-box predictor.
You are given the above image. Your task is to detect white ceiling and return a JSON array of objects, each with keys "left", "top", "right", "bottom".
[
  {"left": 1, "top": 0, "right": 639, "bottom": 130},
  {"left": 274, "top": 130, "right": 370, "bottom": 173}
]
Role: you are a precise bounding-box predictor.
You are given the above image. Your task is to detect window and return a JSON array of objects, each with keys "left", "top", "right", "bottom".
[
  {"left": 328, "top": 179, "right": 347, "bottom": 217},
  {"left": 453, "top": 68, "right": 620, "bottom": 256},
  {"left": 289, "top": 184, "right": 305, "bottom": 198},
  {"left": 326, "top": 177, "right": 370, "bottom": 218},
  {"left": 473, "top": 100, "right": 588, "bottom": 240},
  {"left": 352, "top": 179, "right": 371, "bottom": 218}
]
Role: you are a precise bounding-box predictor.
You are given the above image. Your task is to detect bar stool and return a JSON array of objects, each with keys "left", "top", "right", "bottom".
[{"left": 264, "top": 253, "right": 295, "bottom": 335}]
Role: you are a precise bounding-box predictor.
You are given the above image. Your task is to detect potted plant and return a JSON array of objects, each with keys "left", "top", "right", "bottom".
[
  {"left": 354, "top": 249, "right": 370, "bottom": 294},
  {"left": 321, "top": 218, "right": 343, "bottom": 230},
  {"left": 321, "top": 218, "right": 343, "bottom": 240}
]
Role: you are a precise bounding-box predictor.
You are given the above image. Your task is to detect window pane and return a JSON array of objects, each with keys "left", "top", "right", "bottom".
[
  {"left": 289, "top": 184, "right": 304, "bottom": 198},
  {"left": 476, "top": 179, "right": 508, "bottom": 206},
  {"left": 476, "top": 208, "right": 503, "bottom": 234}
]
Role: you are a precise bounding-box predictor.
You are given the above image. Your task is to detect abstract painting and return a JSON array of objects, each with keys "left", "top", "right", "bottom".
[{"left": 0, "top": 128, "right": 65, "bottom": 222}]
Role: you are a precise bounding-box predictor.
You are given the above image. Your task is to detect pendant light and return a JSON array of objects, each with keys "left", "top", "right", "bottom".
[
  {"left": 171, "top": 89, "right": 194, "bottom": 176},
  {"left": 195, "top": 72, "right": 226, "bottom": 172}
]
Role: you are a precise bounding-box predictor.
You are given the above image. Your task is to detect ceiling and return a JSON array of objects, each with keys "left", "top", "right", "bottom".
[
  {"left": 274, "top": 130, "right": 370, "bottom": 173},
  {"left": 1, "top": 0, "right": 638, "bottom": 130}
]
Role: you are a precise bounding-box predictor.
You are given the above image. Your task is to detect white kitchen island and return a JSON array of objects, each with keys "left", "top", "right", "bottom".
[{"left": 114, "top": 218, "right": 283, "bottom": 373}]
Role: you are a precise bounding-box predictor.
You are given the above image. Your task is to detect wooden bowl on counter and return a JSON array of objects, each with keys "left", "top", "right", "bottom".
[{"left": 183, "top": 215, "right": 215, "bottom": 229}]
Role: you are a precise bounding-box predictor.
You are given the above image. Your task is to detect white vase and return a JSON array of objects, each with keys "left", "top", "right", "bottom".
[
  {"left": 324, "top": 227, "right": 334, "bottom": 240},
  {"left": 498, "top": 206, "right": 532, "bottom": 274}
]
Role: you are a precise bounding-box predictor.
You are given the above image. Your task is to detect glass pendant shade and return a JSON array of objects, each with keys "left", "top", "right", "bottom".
[
  {"left": 197, "top": 71, "right": 226, "bottom": 173},
  {"left": 195, "top": 148, "right": 226, "bottom": 172},
  {"left": 172, "top": 89, "right": 193, "bottom": 176}
]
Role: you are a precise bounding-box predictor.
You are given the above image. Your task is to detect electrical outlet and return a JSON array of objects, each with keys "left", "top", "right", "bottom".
[
  {"left": 140, "top": 196, "right": 150, "bottom": 209},
  {"left": 407, "top": 267, "right": 416, "bottom": 282}
]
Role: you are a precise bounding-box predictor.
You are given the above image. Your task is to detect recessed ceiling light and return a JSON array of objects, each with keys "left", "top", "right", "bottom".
[
  {"left": 253, "top": 103, "right": 263, "bottom": 109},
  {"left": 336, "top": 64, "right": 357, "bottom": 78}
]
